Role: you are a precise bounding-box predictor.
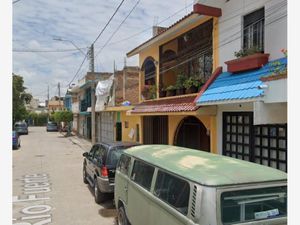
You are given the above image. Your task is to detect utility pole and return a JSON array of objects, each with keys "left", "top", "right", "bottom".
[
  {"left": 123, "top": 58, "right": 126, "bottom": 100},
  {"left": 47, "top": 85, "right": 49, "bottom": 122},
  {"left": 89, "top": 44, "right": 94, "bottom": 72},
  {"left": 58, "top": 82, "right": 61, "bottom": 110}
]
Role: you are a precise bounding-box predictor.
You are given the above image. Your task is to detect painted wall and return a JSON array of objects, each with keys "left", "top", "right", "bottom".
[
  {"left": 254, "top": 102, "right": 287, "bottom": 125},
  {"left": 195, "top": 0, "right": 287, "bottom": 67},
  {"left": 138, "top": 15, "right": 217, "bottom": 102},
  {"left": 168, "top": 115, "right": 217, "bottom": 153},
  {"left": 119, "top": 112, "right": 142, "bottom": 143},
  {"left": 263, "top": 78, "right": 287, "bottom": 103},
  {"left": 216, "top": 102, "right": 254, "bottom": 155}
]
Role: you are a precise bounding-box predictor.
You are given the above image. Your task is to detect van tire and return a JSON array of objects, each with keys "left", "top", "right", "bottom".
[
  {"left": 94, "top": 178, "right": 105, "bottom": 204},
  {"left": 118, "top": 206, "right": 129, "bottom": 225}
]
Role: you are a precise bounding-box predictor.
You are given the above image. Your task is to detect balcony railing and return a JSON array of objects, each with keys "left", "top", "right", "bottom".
[{"left": 80, "top": 99, "right": 87, "bottom": 112}]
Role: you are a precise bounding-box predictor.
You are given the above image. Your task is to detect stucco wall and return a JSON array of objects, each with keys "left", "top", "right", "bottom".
[
  {"left": 120, "top": 112, "right": 142, "bottom": 143},
  {"left": 194, "top": 0, "right": 287, "bottom": 67},
  {"left": 254, "top": 102, "right": 287, "bottom": 125}
]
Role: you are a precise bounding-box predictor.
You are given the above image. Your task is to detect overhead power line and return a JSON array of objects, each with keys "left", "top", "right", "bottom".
[
  {"left": 13, "top": 0, "right": 22, "bottom": 4},
  {"left": 95, "top": 0, "right": 141, "bottom": 59},
  {"left": 66, "top": 54, "right": 88, "bottom": 88},
  {"left": 92, "top": 0, "right": 126, "bottom": 45}
]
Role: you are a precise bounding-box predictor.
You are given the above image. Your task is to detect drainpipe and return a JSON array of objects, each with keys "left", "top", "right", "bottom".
[{"left": 91, "top": 83, "right": 96, "bottom": 144}]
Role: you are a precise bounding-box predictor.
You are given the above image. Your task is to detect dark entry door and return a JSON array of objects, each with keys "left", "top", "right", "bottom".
[
  {"left": 116, "top": 122, "right": 122, "bottom": 141},
  {"left": 87, "top": 116, "right": 91, "bottom": 140},
  {"left": 143, "top": 116, "right": 168, "bottom": 144},
  {"left": 175, "top": 116, "right": 210, "bottom": 151}
]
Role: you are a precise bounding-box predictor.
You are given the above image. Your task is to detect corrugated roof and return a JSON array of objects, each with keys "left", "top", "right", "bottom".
[
  {"left": 196, "top": 57, "right": 287, "bottom": 105},
  {"left": 130, "top": 95, "right": 199, "bottom": 114},
  {"left": 125, "top": 145, "right": 287, "bottom": 186}
]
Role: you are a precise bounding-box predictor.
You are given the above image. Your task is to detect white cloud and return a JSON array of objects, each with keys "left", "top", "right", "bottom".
[{"left": 13, "top": 0, "right": 194, "bottom": 101}]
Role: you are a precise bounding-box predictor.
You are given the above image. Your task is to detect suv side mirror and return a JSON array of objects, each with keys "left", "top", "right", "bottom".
[{"left": 82, "top": 152, "right": 88, "bottom": 157}]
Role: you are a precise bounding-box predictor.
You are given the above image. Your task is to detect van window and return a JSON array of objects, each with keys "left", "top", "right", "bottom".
[
  {"left": 117, "top": 154, "right": 131, "bottom": 175},
  {"left": 221, "top": 186, "right": 287, "bottom": 224},
  {"left": 131, "top": 160, "right": 154, "bottom": 191},
  {"left": 154, "top": 170, "right": 190, "bottom": 215}
]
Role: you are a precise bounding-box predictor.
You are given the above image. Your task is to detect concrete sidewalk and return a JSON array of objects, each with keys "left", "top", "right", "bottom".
[{"left": 63, "top": 133, "right": 92, "bottom": 152}]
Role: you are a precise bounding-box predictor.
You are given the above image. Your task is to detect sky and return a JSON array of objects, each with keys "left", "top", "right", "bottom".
[{"left": 13, "top": 0, "right": 195, "bottom": 101}]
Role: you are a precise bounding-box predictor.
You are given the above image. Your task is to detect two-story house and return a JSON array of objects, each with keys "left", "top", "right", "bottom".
[
  {"left": 126, "top": 3, "right": 223, "bottom": 153},
  {"left": 193, "top": 0, "right": 287, "bottom": 172}
]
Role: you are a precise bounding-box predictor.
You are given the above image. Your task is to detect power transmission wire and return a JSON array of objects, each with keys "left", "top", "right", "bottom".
[
  {"left": 13, "top": 0, "right": 22, "bottom": 4},
  {"left": 66, "top": 53, "right": 88, "bottom": 88},
  {"left": 92, "top": 0, "right": 126, "bottom": 45},
  {"left": 95, "top": 0, "right": 141, "bottom": 59}
]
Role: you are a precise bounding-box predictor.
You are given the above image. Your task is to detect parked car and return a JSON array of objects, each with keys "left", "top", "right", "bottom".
[
  {"left": 46, "top": 121, "right": 58, "bottom": 132},
  {"left": 14, "top": 122, "right": 28, "bottom": 135},
  {"left": 114, "top": 145, "right": 287, "bottom": 225},
  {"left": 82, "top": 142, "right": 140, "bottom": 203},
  {"left": 12, "top": 131, "right": 21, "bottom": 149}
]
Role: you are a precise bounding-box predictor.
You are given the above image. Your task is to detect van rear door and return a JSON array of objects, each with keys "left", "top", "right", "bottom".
[{"left": 218, "top": 183, "right": 287, "bottom": 225}]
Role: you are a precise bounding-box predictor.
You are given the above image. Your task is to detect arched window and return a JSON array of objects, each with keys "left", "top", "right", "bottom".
[{"left": 142, "top": 57, "right": 156, "bottom": 85}]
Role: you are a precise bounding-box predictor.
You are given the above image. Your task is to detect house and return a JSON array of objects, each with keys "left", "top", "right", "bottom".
[
  {"left": 126, "top": 2, "right": 223, "bottom": 153},
  {"left": 48, "top": 96, "right": 64, "bottom": 112},
  {"left": 193, "top": 0, "right": 287, "bottom": 171},
  {"left": 94, "top": 66, "right": 140, "bottom": 143},
  {"left": 70, "top": 72, "right": 112, "bottom": 140}
]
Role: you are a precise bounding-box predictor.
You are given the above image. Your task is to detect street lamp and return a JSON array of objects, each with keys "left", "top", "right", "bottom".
[{"left": 53, "top": 37, "right": 86, "bottom": 55}]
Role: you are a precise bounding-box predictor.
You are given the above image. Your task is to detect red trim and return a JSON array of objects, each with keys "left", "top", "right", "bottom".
[
  {"left": 193, "top": 3, "right": 222, "bottom": 17},
  {"left": 193, "top": 67, "right": 223, "bottom": 104}
]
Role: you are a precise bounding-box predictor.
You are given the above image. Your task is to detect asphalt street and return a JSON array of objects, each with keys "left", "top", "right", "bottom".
[{"left": 13, "top": 126, "right": 116, "bottom": 225}]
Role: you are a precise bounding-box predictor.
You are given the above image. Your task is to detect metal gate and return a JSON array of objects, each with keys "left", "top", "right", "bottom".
[
  {"left": 100, "top": 112, "right": 114, "bottom": 143},
  {"left": 223, "top": 112, "right": 287, "bottom": 172}
]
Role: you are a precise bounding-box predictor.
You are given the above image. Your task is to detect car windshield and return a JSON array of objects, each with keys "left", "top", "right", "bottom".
[
  {"left": 221, "top": 186, "right": 287, "bottom": 224},
  {"left": 106, "top": 146, "right": 133, "bottom": 166},
  {"left": 48, "top": 122, "right": 57, "bottom": 126}
]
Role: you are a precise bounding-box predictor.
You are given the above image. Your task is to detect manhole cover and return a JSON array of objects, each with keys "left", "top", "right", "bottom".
[{"left": 35, "top": 155, "right": 45, "bottom": 157}]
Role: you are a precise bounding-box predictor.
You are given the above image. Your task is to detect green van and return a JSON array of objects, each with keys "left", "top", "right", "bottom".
[{"left": 114, "top": 145, "right": 287, "bottom": 225}]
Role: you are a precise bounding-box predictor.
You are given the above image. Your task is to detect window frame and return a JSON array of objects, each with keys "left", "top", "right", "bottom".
[
  {"left": 130, "top": 159, "right": 155, "bottom": 191},
  {"left": 117, "top": 153, "right": 132, "bottom": 176},
  {"left": 153, "top": 169, "right": 191, "bottom": 216},
  {"left": 242, "top": 7, "right": 265, "bottom": 51}
]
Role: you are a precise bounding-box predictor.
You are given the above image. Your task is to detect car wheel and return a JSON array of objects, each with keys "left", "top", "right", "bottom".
[
  {"left": 83, "top": 166, "right": 88, "bottom": 184},
  {"left": 118, "top": 206, "right": 129, "bottom": 225},
  {"left": 94, "top": 178, "right": 105, "bottom": 204}
]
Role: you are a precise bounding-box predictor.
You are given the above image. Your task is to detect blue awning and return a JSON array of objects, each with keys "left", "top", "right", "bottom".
[{"left": 195, "top": 57, "right": 287, "bottom": 105}]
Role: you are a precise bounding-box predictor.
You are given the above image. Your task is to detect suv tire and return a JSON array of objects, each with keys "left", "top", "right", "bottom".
[
  {"left": 94, "top": 178, "right": 106, "bottom": 204},
  {"left": 118, "top": 206, "right": 130, "bottom": 225},
  {"left": 83, "top": 166, "right": 88, "bottom": 184}
]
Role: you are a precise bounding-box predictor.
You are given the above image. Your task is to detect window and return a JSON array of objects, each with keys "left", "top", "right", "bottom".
[
  {"left": 221, "top": 186, "right": 287, "bottom": 224},
  {"left": 154, "top": 170, "right": 190, "bottom": 215},
  {"left": 117, "top": 154, "right": 131, "bottom": 175},
  {"left": 131, "top": 160, "right": 155, "bottom": 191},
  {"left": 93, "top": 145, "right": 105, "bottom": 164},
  {"left": 243, "top": 8, "right": 265, "bottom": 51}
]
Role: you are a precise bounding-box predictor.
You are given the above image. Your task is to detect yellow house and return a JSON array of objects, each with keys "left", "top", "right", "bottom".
[{"left": 126, "top": 3, "right": 223, "bottom": 153}]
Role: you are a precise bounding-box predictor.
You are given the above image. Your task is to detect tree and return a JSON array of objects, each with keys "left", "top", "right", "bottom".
[
  {"left": 13, "top": 73, "right": 32, "bottom": 123},
  {"left": 53, "top": 110, "right": 73, "bottom": 136}
]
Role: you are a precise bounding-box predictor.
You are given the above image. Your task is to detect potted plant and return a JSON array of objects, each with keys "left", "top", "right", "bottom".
[
  {"left": 165, "top": 85, "right": 176, "bottom": 97},
  {"left": 141, "top": 85, "right": 157, "bottom": 100},
  {"left": 175, "top": 74, "right": 187, "bottom": 95},
  {"left": 184, "top": 76, "right": 201, "bottom": 94},
  {"left": 225, "top": 46, "right": 269, "bottom": 73},
  {"left": 159, "top": 87, "right": 167, "bottom": 98}
]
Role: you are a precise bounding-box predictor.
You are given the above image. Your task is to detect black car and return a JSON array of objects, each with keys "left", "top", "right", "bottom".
[{"left": 82, "top": 142, "right": 140, "bottom": 203}]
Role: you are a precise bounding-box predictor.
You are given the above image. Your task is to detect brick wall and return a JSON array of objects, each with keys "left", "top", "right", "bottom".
[{"left": 114, "top": 66, "right": 139, "bottom": 105}]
